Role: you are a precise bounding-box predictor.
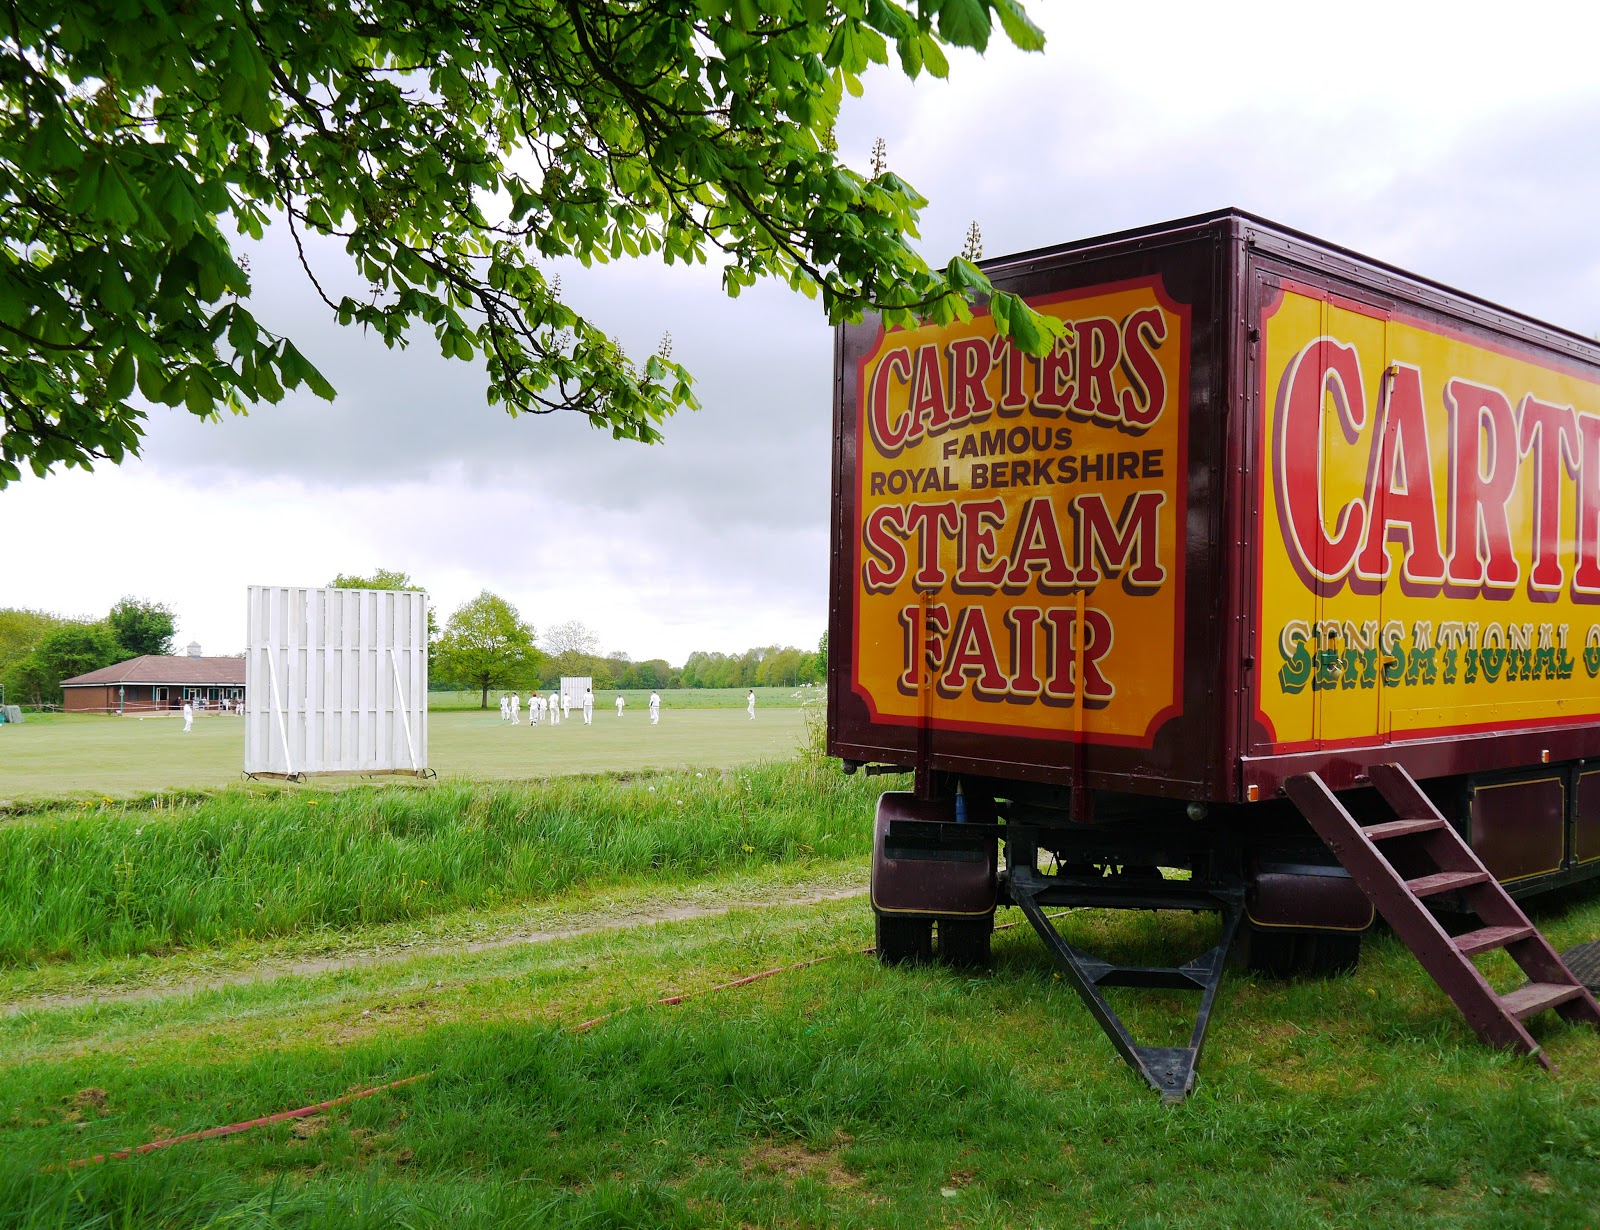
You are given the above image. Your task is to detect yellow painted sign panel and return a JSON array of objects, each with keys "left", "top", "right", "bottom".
[
  {"left": 851, "top": 278, "right": 1189, "bottom": 746},
  {"left": 1255, "top": 283, "right": 1600, "bottom": 751}
]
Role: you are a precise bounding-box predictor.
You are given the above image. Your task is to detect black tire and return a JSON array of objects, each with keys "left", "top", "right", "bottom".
[
  {"left": 1245, "top": 927, "right": 1362, "bottom": 979},
  {"left": 937, "top": 916, "right": 993, "bottom": 970},
  {"left": 875, "top": 913, "right": 933, "bottom": 966}
]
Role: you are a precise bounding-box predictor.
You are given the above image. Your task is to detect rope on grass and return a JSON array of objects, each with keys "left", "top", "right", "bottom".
[
  {"left": 569, "top": 910, "right": 1066, "bottom": 1033},
  {"left": 58, "top": 912, "right": 1067, "bottom": 1168},
  {"left": 62, "top": 1072, "right": 433, "bottom": 1169}
]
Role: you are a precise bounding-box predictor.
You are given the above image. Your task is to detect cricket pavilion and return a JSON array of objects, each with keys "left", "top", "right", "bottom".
[{"left": 59, "top": 643, "right": 246, "bottom": 714}]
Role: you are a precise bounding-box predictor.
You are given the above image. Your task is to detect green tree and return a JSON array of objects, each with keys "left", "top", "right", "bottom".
[
  {"left": 3, "top": 621, "right": 122, "bottom": 705},
  {"left": 542, "top": 620, "right": 604, "bottom": 682},
  {"left": 105, "top": 596, "right": 176, "bottom": 657},
  {"left": 329, "top": 569, "right": 419, "bottom": 591},
  {"left": 435, "top": 591, "right": 539, "bottom": 709},
  {"left": 0, "top": 608, "right": 68, "bottom": 680},
  {"left": 1, "top": 0, "right": 1049, "bottom": 486}
]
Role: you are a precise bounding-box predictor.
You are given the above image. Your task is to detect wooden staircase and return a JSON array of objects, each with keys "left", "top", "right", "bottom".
[{"left": 1284, "top": 763, "right": 1600, "bottom": 1068}]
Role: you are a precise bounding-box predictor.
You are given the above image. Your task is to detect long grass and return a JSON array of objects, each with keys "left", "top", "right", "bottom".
[
  {"left": 3, "top": 890, "right": 1598, "bottom": 1229},
  {"left": 0, "top": 760, "right": 884, "bottom": 967}
]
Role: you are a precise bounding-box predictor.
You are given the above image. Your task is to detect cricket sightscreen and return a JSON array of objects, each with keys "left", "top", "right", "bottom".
[{"left": 245, "top": 586, "right": 429, "bottom": 778}]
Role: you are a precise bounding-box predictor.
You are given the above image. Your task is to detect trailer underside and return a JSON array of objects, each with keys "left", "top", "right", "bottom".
[{"left": 865, "top": 765, "right": 1600, "bottom": 1099}]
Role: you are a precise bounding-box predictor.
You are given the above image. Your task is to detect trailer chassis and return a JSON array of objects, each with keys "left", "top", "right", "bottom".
[{"left": 877, "top": 800, "right": 1246, "bottom": 1102}]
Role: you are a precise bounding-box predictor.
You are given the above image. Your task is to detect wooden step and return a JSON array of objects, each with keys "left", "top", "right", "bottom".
[
  {"left": 1454, "top": 924, "right": 1537, "bottom": 957},
  {"left": 1363, "top": 817, "right": 1446, "bottom": 841},
  {"left": 1406, "top": 869, "right": 1490, "bottom": 897},
  {"left": 1500, "top": 981, "right": 1584, "bottom": 1020}
]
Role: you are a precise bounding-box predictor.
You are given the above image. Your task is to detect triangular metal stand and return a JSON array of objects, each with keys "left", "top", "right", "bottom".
[{"left": 1007, "top": 864, "right": 1243, "bottom": 1102}]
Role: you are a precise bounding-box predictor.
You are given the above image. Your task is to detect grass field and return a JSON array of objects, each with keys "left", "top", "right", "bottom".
[
  {"left": 429, "top": 686, "right": 817, "bottom": 711},
  {"left": 1, "top": 784, "right": 1597, "bottom": 1227},
  {"left": 0, "top": 707, "right": 809, "bottom": 802},
  {"left": 3, "top": 708, "right": 1600, "bottom": 1225}
]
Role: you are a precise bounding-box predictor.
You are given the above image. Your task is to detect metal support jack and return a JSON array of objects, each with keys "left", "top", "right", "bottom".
[{"left": 1005, "top": 857, "right": 1244, "bottom": 1102}]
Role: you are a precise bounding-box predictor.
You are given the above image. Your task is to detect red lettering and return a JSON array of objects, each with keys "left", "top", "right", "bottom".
[
  {"left": 947, "top": 338, "right": 994, "bottom": 425},
  {"left": 1118, "top": 307, "right": 1167, "bottom": 429},
  {"left": 994, "top": 337, "right": 1030, "bottom": 416},
  {"left": 1005, "top": 608, "right": 1044, "bottom": 697},
  {"left": 1356, "top": 363, "right": 1445, "bottom": 584},
  {"left": 1073, "top": 318, "right": 1120, "bottom": 421},
  {"left": 1073, "top": 491, "right": 1167, "bottom": 588},
  {"left": 867, "top": 347, "right": 914, "bottom": 457},
  {"left": 940, "top": 607, "right": 1007, "bottom": 696},
  {"left": 1518, "top": 396, "right": 1579, "bottom": 593},
  {"left": 903, "top": 502, "right": 959, "bottom": 589},
  {"left": 954, "top": 499, "right": 1006, "bottom": 591},
  {"left": 1043, "top": 608, "right": 1114, "bottom": 704},
  {"left": 861, "top": 506, "right": 906, "bottom": 591},
  {"left": 1575, "top": 413, "right": 1600, "bottom": 595},
  {"left": 1004, "top": 497, "right": 1076, "bottom": 591},
  {"left": 897, "top": 603, "right": 950, "bottom": 694},
  {"left": 908, "top": 343, "right": 949, "bottom": 437},
  {"left": 1033, "top": 334, "right": 1073, "bottom": 414},
  {"left": 1445, "top": 379, "right": 1520, "bottom": 590},
  {"left": 1276, "top": 337, "right": 1368, "bottom": 584}
]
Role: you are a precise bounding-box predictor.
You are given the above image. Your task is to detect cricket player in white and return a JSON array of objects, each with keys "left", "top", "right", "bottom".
[
  {"left": 510, "top": 693, "right": 521, "bottom": 725},
  {"left": 615, "top": 694, "right": 625, "bottom": 717},
  {"left": 499, "top": 695, "right": 510, "bottom": 721},
  {"left": 561, "top": 693, "right": 571, "bottom": 721},
  {"left": 583, "top": 687, "right": 594, "bottom": 725},
  {"left": 549, "top": 690, "right": 560, "bottom": 725},
  {"left": 747, "top": 689, "right": 756, "bottom": 719},
  {"left": 182, "top": 700, "right": 194, "bottom": 732},
  {"left": 649, "top": 691, "right": 660, "bottom": 724},
  {"left": 529, "top": 693, "right": 540, "bottom": 726}
]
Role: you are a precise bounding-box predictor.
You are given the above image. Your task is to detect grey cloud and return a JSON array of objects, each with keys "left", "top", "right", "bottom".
[{"left": 138, "top": 231, "right": 836, "bottom": 539}]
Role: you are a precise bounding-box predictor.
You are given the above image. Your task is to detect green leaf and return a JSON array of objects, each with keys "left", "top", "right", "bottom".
[
  {"left": 136, "top": 355, "right": 168, "bottom": 403},
  {"left": 107, "top": 349, "right": 136, "bottom": 400},
  {"left": 183, "top": 375, "right": 214, "bottom": 416},
  {"left": 945, "top": 255, "right": 989, "bottom": 294},
  {"left": 732, "top": 0, "right": 761, "bottom": 31},
  {"left": 936, "top": 0, "right": 991, "bottom": 51},
  {"left": 992, "top": 0, "right": 1045, "bottom": 50},
  {"left": 227, "top": 305, "right": 259, "bottom": 354}
]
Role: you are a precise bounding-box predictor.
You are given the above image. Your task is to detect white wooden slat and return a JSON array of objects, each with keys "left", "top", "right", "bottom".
[{"left": 243, "top": 585, "right": 429, "bottom": 777}]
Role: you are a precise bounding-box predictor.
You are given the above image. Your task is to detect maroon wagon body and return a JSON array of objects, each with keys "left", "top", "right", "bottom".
[{"left": 829, "top": 210, "right": 1600, "bottom": 814}]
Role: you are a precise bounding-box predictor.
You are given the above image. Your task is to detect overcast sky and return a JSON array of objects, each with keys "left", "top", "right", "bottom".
[{"left": 5, "top": 1, "right": 1600, "bottom": 664}]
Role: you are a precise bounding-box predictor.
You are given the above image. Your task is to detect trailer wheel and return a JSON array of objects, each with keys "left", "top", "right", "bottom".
[
  {"left": 1245, "top": 926, "right": 1362, "bottom": 979},
  {"left": 937, "top": 916, "right": 994, "bottom": 970},
  {"left": 875, "top": 913, "right": 933, "bottom": 966}
]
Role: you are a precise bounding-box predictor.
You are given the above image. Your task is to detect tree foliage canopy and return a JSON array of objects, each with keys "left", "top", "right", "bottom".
[
  {"left": 435, "top": 590, "right": 540, "bottom": 707},
  {"left": 3, "top": 620, "right": 123, "bottom": 704},
  {"left": 327, "top": 568, "right": 422, "bottom": 591},
  {"left": 2, "top": 0, "right": 1046, "bottom": 486},
  {"left": 105, "top": 595, "right": 176, "bottom": 657}
]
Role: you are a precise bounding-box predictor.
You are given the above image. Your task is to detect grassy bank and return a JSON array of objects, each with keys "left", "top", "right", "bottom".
[
  {"left": 2, "top": 887, "right": 1598, "bottom": 1228},
  {"left": 0, "top": 760, "right": 884, "bottom": 967}
]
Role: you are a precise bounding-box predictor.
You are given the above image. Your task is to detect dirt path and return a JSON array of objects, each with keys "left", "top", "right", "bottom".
[{"left": 5, "top": 881, "right": 869, "bottom": 1017}]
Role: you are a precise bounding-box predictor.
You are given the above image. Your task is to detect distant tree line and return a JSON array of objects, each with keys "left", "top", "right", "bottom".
[
  {"left": 419, "top": 585, "right": 829, "bottom": 706},
  {"left": 0, "top": 598, "right": 177, "bottom": 705},
  {"left": 4, "top": 568, "right": 831, "bottom": 710}
]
